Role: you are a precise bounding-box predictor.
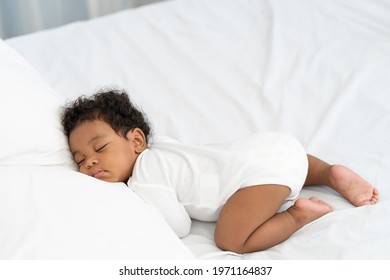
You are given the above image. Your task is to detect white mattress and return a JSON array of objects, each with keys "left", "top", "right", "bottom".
[{"left": 3, "top": 0, "right": 390, "bottom": 260}]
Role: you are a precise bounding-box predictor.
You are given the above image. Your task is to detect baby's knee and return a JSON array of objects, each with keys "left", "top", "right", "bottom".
[{"left": 214, "top": 228, "right": 247, "bottom": 254}]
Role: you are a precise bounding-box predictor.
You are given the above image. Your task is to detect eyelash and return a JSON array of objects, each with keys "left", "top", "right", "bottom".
[
  {"left": 76, "top": 143, "right": 108, "bottom": 166},
  {"left": 96, "top": 143, "right": 108, "bottom": 152}
]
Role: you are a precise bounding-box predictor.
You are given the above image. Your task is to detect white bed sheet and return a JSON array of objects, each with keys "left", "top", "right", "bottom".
[{"left": 5, "top": 0, "right": 390, "bottom": 259}]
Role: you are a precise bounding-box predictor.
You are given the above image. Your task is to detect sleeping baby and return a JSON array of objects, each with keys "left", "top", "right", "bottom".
[{"left": 61, "top": 88, "right": 379, "bottom": 254}]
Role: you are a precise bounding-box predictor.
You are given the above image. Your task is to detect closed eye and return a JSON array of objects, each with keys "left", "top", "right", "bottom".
[
  {"left": 77, "top": 159, "right": 85, "bottom": 166},
  {"left": 96, "top": 143, "right": 108, "bottom": 152}
]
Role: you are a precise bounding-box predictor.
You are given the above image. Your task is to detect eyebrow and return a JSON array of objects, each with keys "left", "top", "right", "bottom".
[
  {"left": 71, "top": 134, "right": 107, "bottom": 157},
  {"left": 88, "top": 134, "right": 107, "bottom": 144}
]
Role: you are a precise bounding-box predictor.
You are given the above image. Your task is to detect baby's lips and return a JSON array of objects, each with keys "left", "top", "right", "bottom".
[{"left": 92, "top": 170, "right": 105, "bottom": 178}]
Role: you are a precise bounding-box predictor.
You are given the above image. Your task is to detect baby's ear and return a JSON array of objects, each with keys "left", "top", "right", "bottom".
[{"left": 129, "top": 128, "right": 147, "bottom": 153}]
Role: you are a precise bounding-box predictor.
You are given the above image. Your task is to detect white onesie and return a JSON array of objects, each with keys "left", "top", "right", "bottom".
[{"left": 127, "top": 132, "right": 308, "bottom": 237}]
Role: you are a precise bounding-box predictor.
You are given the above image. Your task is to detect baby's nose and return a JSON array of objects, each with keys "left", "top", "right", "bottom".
[{"left": 86, "top": 158, "right": 98, "bottom": 168}]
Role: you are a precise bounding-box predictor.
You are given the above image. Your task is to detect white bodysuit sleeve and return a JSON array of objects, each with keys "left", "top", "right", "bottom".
[{"left": 130, "top": 182, "right": 191, "bottom": 238}]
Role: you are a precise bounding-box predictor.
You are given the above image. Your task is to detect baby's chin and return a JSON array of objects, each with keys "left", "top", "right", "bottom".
[
  {"left": 100, "top": 175, "right": 129, "bottom": 184},
  {"left": 99, "top": 177, "right": 121, "bottom": 183},
  {"left": 79, "top": 170, "right": 128, "bottom": 183}
]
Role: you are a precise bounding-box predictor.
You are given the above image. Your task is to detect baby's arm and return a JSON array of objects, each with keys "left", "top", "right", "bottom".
[{"left": 130, "top": 182, "right": 192, "bottom": 237}]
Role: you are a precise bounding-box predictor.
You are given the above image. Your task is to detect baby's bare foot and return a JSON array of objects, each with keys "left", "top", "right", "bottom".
[
  {"left": 287, "top": 197, "right": 333, "bottom": 226},
  {"left": 327, "top": 165, "right": 379, "bottom": 206}
]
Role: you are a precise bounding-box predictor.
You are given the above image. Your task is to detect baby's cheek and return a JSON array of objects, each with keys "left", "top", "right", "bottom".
[{"left": 78, "top": 168, "right": 89, "bottom": 176}]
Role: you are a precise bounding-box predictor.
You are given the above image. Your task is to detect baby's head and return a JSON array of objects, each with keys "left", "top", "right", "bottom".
[{"left": 62, "top": 88, "right": 152, "bottom": 183}]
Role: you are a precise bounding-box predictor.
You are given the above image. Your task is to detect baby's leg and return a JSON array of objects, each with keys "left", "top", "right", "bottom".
[
  {"left": 214, "top": 185, "right": 332, "bottom": 254},
  {"left": 305, "top": 155, "right": 379, "bottom": 206}
]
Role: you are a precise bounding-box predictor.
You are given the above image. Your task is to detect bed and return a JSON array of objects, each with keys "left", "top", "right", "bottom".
[{"left": 1, "top": 0, "right": 390, "bottom": 260}]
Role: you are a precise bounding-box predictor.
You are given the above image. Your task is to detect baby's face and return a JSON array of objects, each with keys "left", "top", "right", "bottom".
[{"left": 68, "top": 120, "right": 144, "bottom": 183}]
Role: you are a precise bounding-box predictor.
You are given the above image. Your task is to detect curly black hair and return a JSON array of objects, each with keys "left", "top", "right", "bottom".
[{"left": 61, "top": 88, "right": 152, "bottom": 142}]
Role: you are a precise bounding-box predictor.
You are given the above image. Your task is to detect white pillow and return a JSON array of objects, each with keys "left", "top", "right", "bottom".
[
  {"left": 0, "top": 39, "right": 74, "bottom": 168},
  {"left": 0, "top": 166, "right": 194, "bottom": 259}
]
